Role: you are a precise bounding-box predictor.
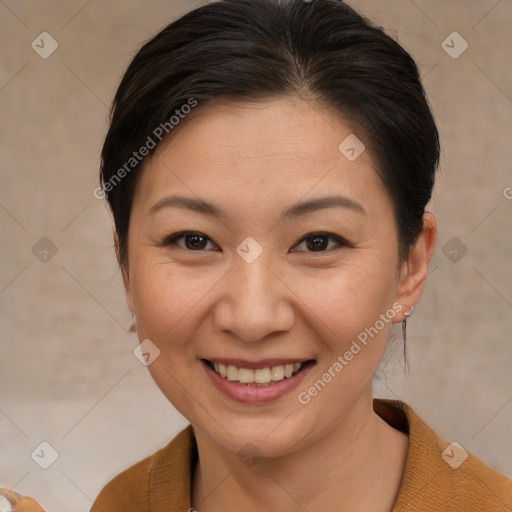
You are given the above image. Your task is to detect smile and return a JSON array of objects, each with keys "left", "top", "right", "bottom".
[
  {"left": 206, "top": 360, "right": 307, "bottom": 387},
  {"left": 202, "top": 358, "right": 316, "bottom": 404}
]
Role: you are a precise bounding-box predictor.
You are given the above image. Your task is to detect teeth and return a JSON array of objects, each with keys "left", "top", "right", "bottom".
[
  {"left": 254, "top": 367, "right": 272, "bottom": 383},
  {"left": 227, "top": 365, "right": 238, "bottom": 381},
  {"left": 238, "top": 368, "right": 254, "bottom": 383},
  {"left": 270, "top": 365, "right": 284, "bottom": 381},
  {"left": 211, "top": 361, "right": 304, "bottom": 385}
]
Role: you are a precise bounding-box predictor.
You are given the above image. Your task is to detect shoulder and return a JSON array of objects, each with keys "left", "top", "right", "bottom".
[
  {"left": 89, "top": 453, "right": 154, "bottom": 512},
  {"left": 90, "top": 425, "right": 195, "bottom": 512},
  {"left": 412, "top": 448, "right": 512, "bottom": 512},
  {"left": 448, "top": 452, "right": 512, "bottom": 509},
  {"left": 376, "top": 399, "right": 512, "bottom": 512}
]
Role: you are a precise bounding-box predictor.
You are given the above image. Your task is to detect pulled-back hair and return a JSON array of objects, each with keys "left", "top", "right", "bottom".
[{"left": 100, "top": 0, "right": 440, "bottom": 267}]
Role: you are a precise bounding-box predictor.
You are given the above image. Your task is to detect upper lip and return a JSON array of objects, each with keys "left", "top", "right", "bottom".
[{"left": 202, "top": 358, "right": 314, "bottom": 369}]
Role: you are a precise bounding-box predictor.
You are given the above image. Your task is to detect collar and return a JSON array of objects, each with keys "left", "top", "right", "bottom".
[{"left": 147, "top": 398, "right": 512, "bottom": 511}]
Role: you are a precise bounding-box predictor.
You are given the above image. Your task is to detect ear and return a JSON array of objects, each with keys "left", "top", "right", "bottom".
[
  {"left": 393, "top": 212, "right": 437, "bottom": 322},
  {"left": 114, "top": 231, "right": 136, "bottom": 316}
]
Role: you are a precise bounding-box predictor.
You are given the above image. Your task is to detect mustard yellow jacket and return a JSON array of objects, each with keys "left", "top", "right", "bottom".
[{"left": 90, "top": 399, "right": 512, "bottom": 512}]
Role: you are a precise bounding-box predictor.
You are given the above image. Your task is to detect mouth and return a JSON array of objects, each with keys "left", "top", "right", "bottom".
[{"left": 203, "top": 359, "right": 315, "bottom": 387}]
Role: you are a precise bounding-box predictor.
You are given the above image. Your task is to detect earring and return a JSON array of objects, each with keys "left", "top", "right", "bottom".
[
  {"left": 129, "top": 314, "right": 137, "bottom": 333},
  {"left": 404, "top": 306, "right": 414, "bottom": 317}
]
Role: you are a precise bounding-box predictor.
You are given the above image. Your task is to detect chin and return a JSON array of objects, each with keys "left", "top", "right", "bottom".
[{"left": 190, "top": 406, "right": 321, "bottom": 461}]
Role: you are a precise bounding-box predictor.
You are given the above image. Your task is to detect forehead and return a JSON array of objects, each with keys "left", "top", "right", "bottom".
[{"left": 135, "top": 97, "right": 388, "bottom": 214}]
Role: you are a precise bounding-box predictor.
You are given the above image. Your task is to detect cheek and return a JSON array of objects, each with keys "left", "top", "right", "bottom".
[
  {"left": 292, "top": 256, "right": 399, "bottom": 340},
  {"left": 131, "top": 258, "right": 218, "bottom": 341},
  {"left": 129, "top": 261, "right": 221, "bottom": 417},
  {"left": 289, "top": 260, "right": 400, "bottom": 428}
]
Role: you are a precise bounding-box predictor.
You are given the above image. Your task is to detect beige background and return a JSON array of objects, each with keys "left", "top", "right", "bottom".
[{"left": 1, "top": 0, "right": 511, "bottom": 510}]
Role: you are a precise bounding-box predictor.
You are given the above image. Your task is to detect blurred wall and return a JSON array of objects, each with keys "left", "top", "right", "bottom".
[{"left": 1, "top": 0, "right": 511, "bottom": 510}]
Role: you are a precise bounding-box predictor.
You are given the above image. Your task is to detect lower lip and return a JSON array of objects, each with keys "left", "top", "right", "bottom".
[{"left": 202, "top": 360, "right": 314, "bottom": 405}]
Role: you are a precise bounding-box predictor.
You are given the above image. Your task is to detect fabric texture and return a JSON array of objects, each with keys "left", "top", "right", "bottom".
[{"left": 90, "top": 398, "right": 512, "bottom": 512}]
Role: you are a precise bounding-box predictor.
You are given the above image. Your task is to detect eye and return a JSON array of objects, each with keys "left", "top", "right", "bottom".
[
  {"left": 291, "top": 232, "right": 349, "bottom": 253},
  {"left": 161, "top": 231, "right": 350, "bottom": 253},
  {"left": 162, "top": 231, "right": 219, "bottom": 251}
]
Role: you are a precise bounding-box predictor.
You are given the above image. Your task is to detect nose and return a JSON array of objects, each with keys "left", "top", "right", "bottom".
[{"left": 212, "top": 252, "right": 295, "bottom": 343}]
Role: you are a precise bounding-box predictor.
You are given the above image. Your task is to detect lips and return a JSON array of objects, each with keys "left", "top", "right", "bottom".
[{"left": 202, "top": 358, "right": 316, "bottom": 404}]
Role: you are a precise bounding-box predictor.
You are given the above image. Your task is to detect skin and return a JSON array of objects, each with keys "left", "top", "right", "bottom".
[
  {"left": 120, "top": 97, "right": 437, "bottom": 512},
  {"left": 0, "top": 488, "right": 45, "bottom": 511}
]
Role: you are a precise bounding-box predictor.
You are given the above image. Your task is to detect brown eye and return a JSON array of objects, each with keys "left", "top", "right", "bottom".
[
  {"left": 163, "top": 231, "right": 218, "bottom": 251},
  {"left": 183, "top": 233, "right": 209, "bottom": 250},
  {"left": 292, "top": 232, "right": 348, "bottom": 253}
]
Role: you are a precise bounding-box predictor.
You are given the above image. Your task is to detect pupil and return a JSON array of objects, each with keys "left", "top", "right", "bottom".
[
  {"left": 307, "top": 236, "right": 327, "bottom": 251},
  {"left": 186, "top": 234, "right": 206, "bottom": 250}
]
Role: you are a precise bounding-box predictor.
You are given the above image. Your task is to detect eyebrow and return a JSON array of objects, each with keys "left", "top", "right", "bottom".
[{"left": 149, "top": 193, "right": 366, "bottom": 220}]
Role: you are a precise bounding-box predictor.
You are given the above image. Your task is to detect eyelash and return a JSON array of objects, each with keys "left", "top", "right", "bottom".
[{"left": 161, "top": 231, "right": 351, "bottom": 253}]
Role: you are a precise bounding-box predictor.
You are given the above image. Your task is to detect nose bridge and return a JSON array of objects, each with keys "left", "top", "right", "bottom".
[{"left": 213, "top": 246, "right": 295, "bottom": 342}]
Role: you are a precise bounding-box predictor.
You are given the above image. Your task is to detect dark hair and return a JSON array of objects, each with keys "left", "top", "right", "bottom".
[{"left": 100, "top": 0, "right": 440, "bottom": 268}]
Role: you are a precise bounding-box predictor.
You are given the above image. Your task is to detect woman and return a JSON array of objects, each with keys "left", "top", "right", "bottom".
[{"left": 3, "top": 0, "right": 511, "bottom": 511}]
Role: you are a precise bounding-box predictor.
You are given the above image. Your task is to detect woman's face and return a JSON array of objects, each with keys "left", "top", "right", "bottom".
[{"left": 123, "top": 97, "right": 423, "bottom": 457}]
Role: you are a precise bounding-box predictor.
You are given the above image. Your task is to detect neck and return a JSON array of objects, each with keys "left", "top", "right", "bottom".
[{"left": 192, "top": 391, "right": 408, "bottom": 512}]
